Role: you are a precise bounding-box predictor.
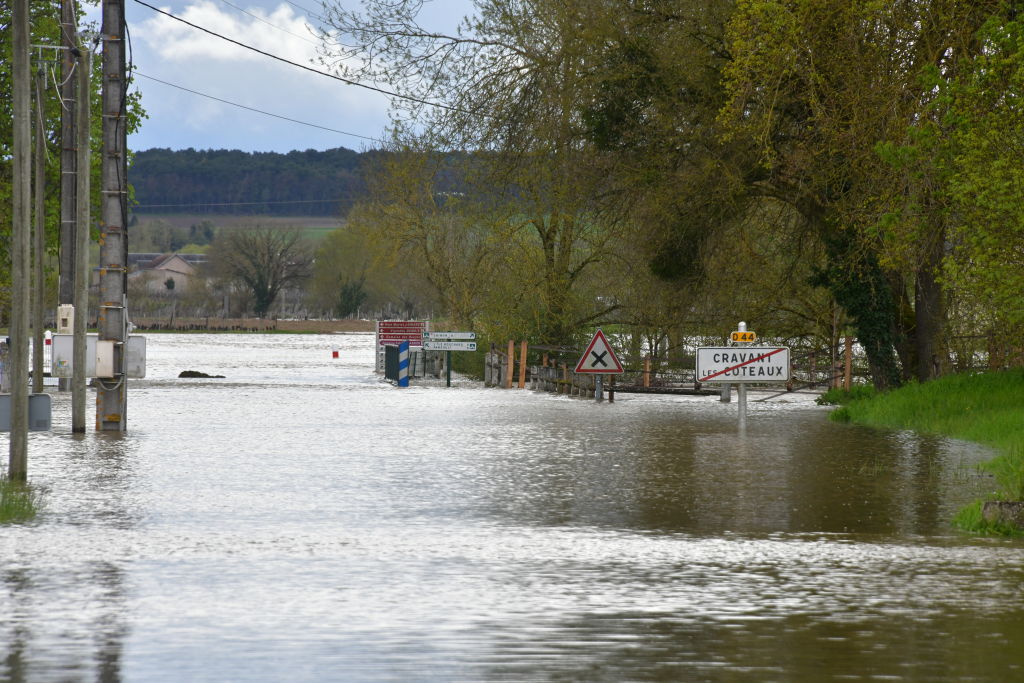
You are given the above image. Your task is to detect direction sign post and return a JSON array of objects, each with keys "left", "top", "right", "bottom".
[{"left": 423, "top": 332, "right": 477, "bottom": 387}]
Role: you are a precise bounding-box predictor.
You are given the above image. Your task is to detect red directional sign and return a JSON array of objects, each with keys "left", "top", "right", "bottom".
[
  {"left": 575, "top": 329, "right": 624, "bottom": 374},
  {"left": 376, "top": 320, "right": 426, "bottom": 347}
]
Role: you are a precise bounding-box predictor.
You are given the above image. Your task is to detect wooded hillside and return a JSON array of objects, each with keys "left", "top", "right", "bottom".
[{"left": 129, "top": 147, "right": 372, "bottom": 216}]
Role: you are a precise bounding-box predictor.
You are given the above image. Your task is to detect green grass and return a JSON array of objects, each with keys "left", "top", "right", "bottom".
[
  {"left": 830, "top": 369, "right": 1024, "bottom": 454},
  {"left": 816, "top": 384, "right": 877, "bottom": 406},
  {"left": 0, "top": 477, "right": 39, "bottom": 524},
  {"left": 827, "top": 368, "right": 1024, "bottom": 535}
]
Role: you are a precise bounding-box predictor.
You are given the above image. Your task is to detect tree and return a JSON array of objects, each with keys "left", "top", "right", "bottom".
[
  {"left": 718, "top": 0, "right": 1007, "bottom": 387},
  {"left": 318, "top": 0, "right": 631, "bottom": 344},
  {"left": 208, "top": 226, "right": 312, "bottom": 318},
  {"left": 1, "top": 1, "right": 145, "bottom": 320}
]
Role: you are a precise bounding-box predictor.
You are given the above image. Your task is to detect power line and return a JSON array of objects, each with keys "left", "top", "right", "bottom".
[
  {"left": 131, "top": 0, "right": 466, "bottom": 114},
  {"left": 281, "top": 0, "right": 328, "bottom": 24},
  {"left": 132, "top": 70, "right": 386, "bottom": 143},
  {"left": 214, "top": 0, "right": 319, "bottom": 45}
]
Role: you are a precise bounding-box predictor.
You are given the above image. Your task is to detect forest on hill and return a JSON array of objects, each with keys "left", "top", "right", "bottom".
[{"left": 128, "top": 147, "right": 372, "bottom": 216}]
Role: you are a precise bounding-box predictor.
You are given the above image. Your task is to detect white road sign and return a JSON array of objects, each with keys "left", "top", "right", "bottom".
[
  {"left": 696, "top": 347, "right": 790, "bottom": 383},
  {"left": 423, "top": 341, "right": 477, "bottom": 351},
  {"left": 423, "top": 331, "right": 476, "bottom": 340}
]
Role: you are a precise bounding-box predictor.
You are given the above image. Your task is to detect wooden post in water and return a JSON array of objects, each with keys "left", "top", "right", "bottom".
[
  {"left": 10, "top": 0, "right": 32, "bottom": 479},
  {"left": 72, "top": 49, "right": 90, "bottom": 433},
  {"left": 505, "top": 340, "right": 514, "bottom": 389},
  {"left": 643, "top": 355, "right": 651, "bottom": 388},
  {"left": 518, "top": 341, "right": 527, "bottom": 389}
]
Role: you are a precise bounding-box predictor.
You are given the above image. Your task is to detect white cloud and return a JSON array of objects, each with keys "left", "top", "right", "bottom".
[
  {"left": 120, "top": 0, "right": 474, "bottom": 151},
  {"left": 126, "top": 1, "right": 391, "bottom": 151},
  {"left": 136, "top": 0, "right": 318, "bottom": 64}
]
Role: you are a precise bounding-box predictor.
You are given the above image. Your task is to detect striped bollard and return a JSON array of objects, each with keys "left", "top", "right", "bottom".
[{"left": 398, "top": 340, "right": 410, "bottom": 387}]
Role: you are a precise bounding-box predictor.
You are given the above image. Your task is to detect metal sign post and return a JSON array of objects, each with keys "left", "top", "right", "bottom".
[{"left": 737, "top": 323, "right": 748, "bottom": 430}]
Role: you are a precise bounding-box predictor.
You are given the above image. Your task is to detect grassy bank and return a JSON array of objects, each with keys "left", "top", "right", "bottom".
[
  {"left": 828, "top": 369, "right": 1024, "bottom": 535},
  {"left": 0, "top": 477, "right": 39, "bottom": 524}
]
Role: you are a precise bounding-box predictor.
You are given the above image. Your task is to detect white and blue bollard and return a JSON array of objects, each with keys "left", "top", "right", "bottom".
[{"left": 398, "top": 340, "right": 410, "bottom": 387}]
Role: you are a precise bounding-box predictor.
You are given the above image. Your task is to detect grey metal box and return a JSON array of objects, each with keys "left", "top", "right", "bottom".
[{"left": 0, "top": 393, "right": 52, "bottom": 431}]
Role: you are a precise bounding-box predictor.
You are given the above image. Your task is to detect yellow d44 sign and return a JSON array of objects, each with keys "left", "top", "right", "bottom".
[{"left": 730, "top": 331, "right": 757, "bottom": 343}]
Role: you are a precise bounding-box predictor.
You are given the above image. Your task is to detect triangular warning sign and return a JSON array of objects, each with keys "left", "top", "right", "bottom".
[{"left": 575, "top": 329, "right": 624, "bottom": 374}]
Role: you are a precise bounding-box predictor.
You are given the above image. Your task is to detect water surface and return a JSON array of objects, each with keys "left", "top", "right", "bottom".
[{"left": 2, "top": 333, "right": 1022, "bottom": 681}]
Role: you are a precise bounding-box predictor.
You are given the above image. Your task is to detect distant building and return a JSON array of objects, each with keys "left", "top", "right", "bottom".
[{"left": 127, "top": 253, "right": 208, "bottom": 293}]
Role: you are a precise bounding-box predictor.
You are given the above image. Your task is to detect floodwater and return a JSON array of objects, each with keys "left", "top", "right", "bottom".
[{"left": 2, "top": 333, "right": 1023, "bottom": 682}]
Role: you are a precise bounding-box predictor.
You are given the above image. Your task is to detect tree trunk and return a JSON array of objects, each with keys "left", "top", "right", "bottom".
[{"left": 914, "top": 230, "right": 945, "bottom": 382}]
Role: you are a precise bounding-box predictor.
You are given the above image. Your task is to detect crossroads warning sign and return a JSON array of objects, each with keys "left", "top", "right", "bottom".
[{"left": 575, "top": 330, "right": 624, "bottom": 374}]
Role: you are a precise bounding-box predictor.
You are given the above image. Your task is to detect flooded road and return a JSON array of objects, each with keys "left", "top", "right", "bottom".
[{"left": 3, "top": 333, "right": 1023, "bottom": 681}]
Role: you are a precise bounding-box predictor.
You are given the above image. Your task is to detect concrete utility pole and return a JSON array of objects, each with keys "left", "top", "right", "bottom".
[
  {"left": 58, "top": 0, "right": 78, "bottom": 393},
  {"left": 33, "top": 64, "right": 47, "bottom": 395},
  {"left": 98, "top": 0, "right": 129, "bottom": 431},
  {"left": 10, "top": 0, "right": 32, "bottom": 479},
  {"left": 73, "top": 49, "right": 91, "bottom": 433}
]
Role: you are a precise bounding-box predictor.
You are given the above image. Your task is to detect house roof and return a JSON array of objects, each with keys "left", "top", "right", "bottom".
[{"left": 129, "top": 253, "right": 208, "bottom": 272}]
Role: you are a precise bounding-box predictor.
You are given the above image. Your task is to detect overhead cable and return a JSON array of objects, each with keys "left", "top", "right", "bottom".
[
  {"left": 133, "top": 70, "right": 386, "bottom": 143},
  {"left": 131, "top": 0, "right": 467, "bottom": 114},
  {"left": 215, "top": 0, "right": 319, "bottom": 45}
]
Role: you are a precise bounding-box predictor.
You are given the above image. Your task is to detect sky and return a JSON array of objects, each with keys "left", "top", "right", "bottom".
[{"left": 83, "top": 0, "right": 473, "bottom": 153}]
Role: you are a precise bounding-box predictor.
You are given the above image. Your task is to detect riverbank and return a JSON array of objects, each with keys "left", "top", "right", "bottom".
[{"left": 828, "top": 369, "right": 1024, "bottom": 534}]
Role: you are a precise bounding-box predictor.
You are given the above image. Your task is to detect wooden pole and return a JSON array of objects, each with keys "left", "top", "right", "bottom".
[
  {"left": 518, "top": 341, "right": 527, "bottom": 388},
  {"left": 98, "top": 0, "right": 128, "bottom": 431},
  {"left": 10, "top": 0, "right": 32, "bottom": 479},
  {"left": 505, "top": 340, "right": 514, "bottom": 389},
  {"left": 58, "top": 0, "right": 77, "bottom": 393},
  {"left": 72, "top": 49, "right": 90, "bottom": 433},
  {"left": 643, "top": 355, "right": 651, "bottom": 388},
  {"left": 32, "top": 65, "right": 46, "bottom": 395}
]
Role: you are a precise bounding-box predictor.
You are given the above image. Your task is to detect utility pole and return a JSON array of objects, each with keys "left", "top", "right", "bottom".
[
  {"left": 58, "top": 0, "right": 78, "bottom": 393},
  {"left": 98, "top": 0, "right": 129, "bottom": 431},
  {"left": 32, "top": 63, "right": 47, "bottom": 395},
  {"left": 10, "top": 0, "right": 32, "bottom": 479},
  {"left": 73, "top": 49, "right": 91, "bottom": 433}
]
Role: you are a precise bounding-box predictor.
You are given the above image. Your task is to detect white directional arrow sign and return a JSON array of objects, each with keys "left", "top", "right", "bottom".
[
  {"left": 575, "top": 329, "right": 624, "bottom": 374},
  {"left": 423, "top": 331, "right": 476, "bottom": 340},
  {"left": 423, "top": 341, "right": 477, "bottom": 351}
]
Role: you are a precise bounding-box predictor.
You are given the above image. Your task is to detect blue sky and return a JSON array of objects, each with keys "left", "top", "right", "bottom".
[{"left": 83, "top": 0, "right": 473, "bottom": 153}]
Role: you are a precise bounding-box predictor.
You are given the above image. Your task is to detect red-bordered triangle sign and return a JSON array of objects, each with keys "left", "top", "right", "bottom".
[{"left": 575, "top": 329, "right": 624, "bottom": 374}]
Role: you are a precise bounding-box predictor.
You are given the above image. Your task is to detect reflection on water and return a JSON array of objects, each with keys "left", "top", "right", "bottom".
[{"left": 2, "top": 334, "right": 1022, "bottom": 681}]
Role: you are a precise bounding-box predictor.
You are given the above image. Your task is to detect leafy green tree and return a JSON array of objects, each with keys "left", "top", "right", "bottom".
[
  {"left": 718, "top": 0, "right": 1007, "bottom": 386},
  {"left": 1, "top": 0, "right": 145, "bottom": 319}
]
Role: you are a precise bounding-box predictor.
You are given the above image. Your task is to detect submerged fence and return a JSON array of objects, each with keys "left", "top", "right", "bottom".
[{"left": 483, "top": 337, "right": 876, "bottom": 397}]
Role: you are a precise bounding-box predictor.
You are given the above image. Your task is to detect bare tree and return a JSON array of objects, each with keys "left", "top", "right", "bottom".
[{"left": 209, "top": 226, "right": 313, "bottom": 318}]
